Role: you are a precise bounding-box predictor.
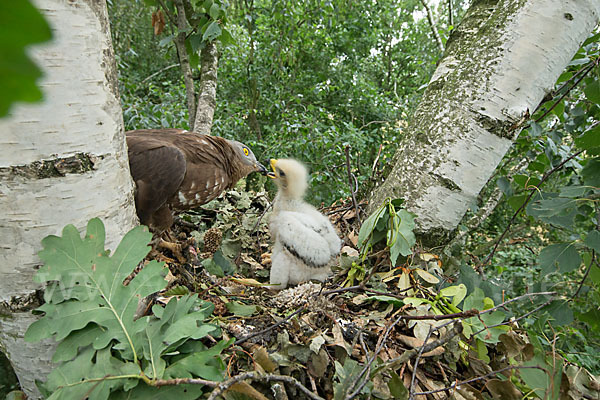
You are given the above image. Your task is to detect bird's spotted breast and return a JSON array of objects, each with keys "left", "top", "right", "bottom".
[{"left": 177, "top": 191, "right": 188, "bottom": 206}]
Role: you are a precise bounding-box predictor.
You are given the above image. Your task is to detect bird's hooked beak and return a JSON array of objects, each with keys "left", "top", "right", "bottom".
[
  {"left": 267, "top": 159, "right": 277, "bottom": 179},
  {"left": 255, "top": 161, "right": 269, "bottom": 176}
]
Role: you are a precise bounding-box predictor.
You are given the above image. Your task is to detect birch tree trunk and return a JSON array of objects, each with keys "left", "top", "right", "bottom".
[
  {"left": 369, "top": 0, "right": 600, "bottom": 245},
  {"left": 193, "top": 40, "right": 219, "bottom": 134},
  {"left": 0, "top": 0, "right": 138, "bottom": 397}
]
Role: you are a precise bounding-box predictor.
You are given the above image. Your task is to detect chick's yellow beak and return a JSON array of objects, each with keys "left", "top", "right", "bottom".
[{"left": 267, "top": 159, "right": 277, "bottom": 179}]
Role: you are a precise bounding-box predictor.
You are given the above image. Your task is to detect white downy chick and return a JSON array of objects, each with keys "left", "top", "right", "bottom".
[{"left": 267, "top": 159, "right": 341, "bottom": 289}]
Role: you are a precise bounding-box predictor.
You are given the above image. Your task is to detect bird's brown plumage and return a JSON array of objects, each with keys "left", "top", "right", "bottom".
[{"left": 126, "top": 129, "right": 266, "bottom": 231}]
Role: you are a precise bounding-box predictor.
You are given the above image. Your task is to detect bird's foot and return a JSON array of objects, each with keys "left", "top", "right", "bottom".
[
  {"left": 260, "top": 252, "right": 272, "bottom": 266},
  {"left": 158, "top": 239, "right": 186, "bottom": 264}
]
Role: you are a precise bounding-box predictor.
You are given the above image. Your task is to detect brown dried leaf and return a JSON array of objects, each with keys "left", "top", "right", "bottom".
[
  {"left": 240, "top": 253, "right": 264, "bottom": 270},
  {"left": 372, "top": 373, "right": 392, "bottom": 399},
  {"left": 341, "top": 245, "right": 359, "bottom": 257},
  {"left": 498, "top": 332, "right": 526, "bottom": 359},
  {"left": 397, "top": 334, "right": 424, "bottom": 348},
  {"left": 486, "top": 379, "right": 522, "bottom": 400},
  {"left": 151, "top": 10, "right": 166, "bottom": 36},
  {"left": 308, "top": 348, "right": 329, "bottom": 378},
  {"left": 415, "top": 369, "right": 445, "bottom": 400},
  {"left": 164, "top": 268, "right": 177, "bottom": 284},
  {"left": 260, "top": 252, "right": 272, "bottom": 266},
  {"left": 226, "top": 382, "right": 269, "bottom": 400},
  {"left": 230, "top": 277, "right": 265, "bottom": 287},
  {"left": 348, "top": 229, "right": 358, "bottom": 247},
  {"left": 331, "top": 322, "right": 352, "bottom": 355},
  {"left": 253, "top": 346, "right": 277, "bottom": 373}
]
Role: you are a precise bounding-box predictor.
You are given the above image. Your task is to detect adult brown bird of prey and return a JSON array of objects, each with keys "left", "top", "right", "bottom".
[{"left": 126, "top": 129, "right": 268, "bottom": 232}]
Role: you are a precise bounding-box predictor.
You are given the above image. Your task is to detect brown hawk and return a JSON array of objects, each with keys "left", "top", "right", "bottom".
[{"left": 126, "top": 129, "right": 267, "bottom": 232}]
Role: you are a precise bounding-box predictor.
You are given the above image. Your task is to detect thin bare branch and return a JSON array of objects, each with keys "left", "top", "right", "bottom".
[
  {"left": 412, "top": 365, "right": 548, "bottom": 396},
  {"left": 141, "top": 63, "right": 180, "bottom": 83},
  {"left": 345, "top": 146, "right": 362, "bottom": 225},
  {"left": 408, "top": 326, "right": 434, "bottom": 400},
  {"left": 234, "top": 306, "right": 307, "bottom": 346},
  {"left": 480, "top": 150, "right": 583, "bottom": 267},
  {"left": 420, "top": 0, "right": 444, "bottom": 52},
  {"left": 206, "top": 371, "right": 324, "bottom": 400}
]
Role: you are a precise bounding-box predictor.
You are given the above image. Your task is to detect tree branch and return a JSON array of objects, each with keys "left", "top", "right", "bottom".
[
  {"left": 480, "top": 150, "right": 583, "bottom": 267},
  {"left": 234, "top": 306, "right": 307, "bottom": 346},
  {"left": 206, "top": 372, "right": 324, "bottom": 400},
  {"left": 420, "top": 0, "right": 444, "bottom": 52},
  {"left": 193, "top": 40, "right": 219, "bottom": 133},
  {"left": 141, "top": 63, "right": 180, "bottom": 83},
  {"left": 170, "top": 0, "right": 197, "bottom": 129},
  {"left": 386, "top": 322, "right": 462, "bottom": 370},
  {"left": 408, "top": 326, "right": 434, "bottom": 400},
  {"left": 345, "top": 146, "right": 362, "bottom": 225}
]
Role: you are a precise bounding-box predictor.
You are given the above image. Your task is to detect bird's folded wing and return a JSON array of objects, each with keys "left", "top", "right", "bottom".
[
  {"left": 273, "top": 211, "right": 333, "bottom": 268},
  {"left": 128, "top": 143, "right": 187, "bottom": 215}
]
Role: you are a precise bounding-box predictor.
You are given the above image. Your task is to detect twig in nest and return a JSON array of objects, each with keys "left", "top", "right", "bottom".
[
  {"left": 234, "top": 306, "right": 307, "bottom": 346},
  {"left": 344, "top": 312, "right": 406, "bottom": 400},
  {"left": 371, "top": 143, "right": 383, "bottom": 179},
  {"left": 412, "top": 365, "right": 548, "bottom": 396},
  {"left": 408, "top": 325, "right": 433, "bottom": 400},
  {"left": 174, "top": 216, "right": 200, "bottom": 230},
  {"left": 386, "top": 322, "right": 462, "bottom": 370},
  {"left": 206, "top": 371, "right": 324, "bottom": 400},
  {"left": 345, "top": 145, "right": 362, "bottom": 225}
]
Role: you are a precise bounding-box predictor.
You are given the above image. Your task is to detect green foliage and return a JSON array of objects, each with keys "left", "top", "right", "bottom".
[
  {"left": 341, "top": 198, "right": 416, "bottom": 287},
  {"left": 184, "top": 181, "right": 271, "bottom": 278},
  {"left": 0, "top": 0, "right": 52, "bottom": 116},
  {"left": 333, "top": 358, "right": 371, "bottom": 400},
  {"left": 109, "top": 0, "right": 441, "bottom": 204},
  {"left": 481, "top": 33, "right": 600, "bottom": 375},
  {"left": 25, "top": 219, "right": 228, "bottom": 399},
  {"left": 158, "top": 0, "right": 233, "bottom": 69},
  {"left": 358, "top": 198, "right": 416, "bottom": 265}
]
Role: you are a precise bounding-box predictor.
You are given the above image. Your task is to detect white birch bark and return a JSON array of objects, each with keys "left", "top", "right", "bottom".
[
  {"left": 0, "top": 0, "right": 138, "bottom": 397},
  {"left": 369, "top": 0, "right": 600, "bottom": 245},
  {"left": 193, "top": 40, "right": 219, "bottom": 134}
]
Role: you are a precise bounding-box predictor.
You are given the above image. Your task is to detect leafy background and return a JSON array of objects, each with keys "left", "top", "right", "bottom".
[{"left": 2, "top": 0, "right": 600, "bottom": 398}]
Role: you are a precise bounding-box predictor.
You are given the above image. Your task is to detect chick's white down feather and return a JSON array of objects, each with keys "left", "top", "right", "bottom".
[{"left": 269, "top": 159, "right": 341, "bottom": 289}]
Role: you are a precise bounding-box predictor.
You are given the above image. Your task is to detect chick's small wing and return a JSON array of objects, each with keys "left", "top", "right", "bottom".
[{"left": 272, "top": 211, "right": 333, "bottom": 268}]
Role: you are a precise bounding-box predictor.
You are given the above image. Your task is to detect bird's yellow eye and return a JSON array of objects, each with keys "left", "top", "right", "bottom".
[{"left": 243, "top": 147, "right": 249, "bottom": 156}]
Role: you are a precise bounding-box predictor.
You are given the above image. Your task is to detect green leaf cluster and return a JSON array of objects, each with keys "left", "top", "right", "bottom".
[
  {"left": 484, "top": 32, "right": 600, "bottom": 375},
  {"left": 25, "top": 219, "right": 228, "bottom": 399},
  {"left": 341, "top": 198, "right": 416, "bottom": 287},
  {"left": 0, "top": 0, "right": 52, "bottom": 116},
  {"left": 109, "top": 0, "right": 445, "bottom": 205},
  {"left": 358, "top": 198, "right": 416, "bottom": 266}
]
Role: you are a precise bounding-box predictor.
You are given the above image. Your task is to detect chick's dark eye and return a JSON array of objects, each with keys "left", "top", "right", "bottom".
[{"left": 279, "top": 169, "right": 286, "bottom": 177}]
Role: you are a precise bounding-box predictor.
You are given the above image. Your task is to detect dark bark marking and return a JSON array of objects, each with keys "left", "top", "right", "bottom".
[{"left": 0, "top": 153, "right": 100, "bottom": 180}]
